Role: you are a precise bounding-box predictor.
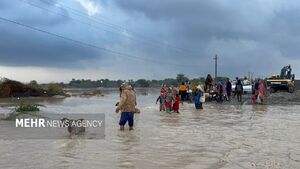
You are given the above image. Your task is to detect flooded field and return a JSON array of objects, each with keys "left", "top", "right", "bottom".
[{"left": 0, "top": 89, "right": 299, "bottom": 169}]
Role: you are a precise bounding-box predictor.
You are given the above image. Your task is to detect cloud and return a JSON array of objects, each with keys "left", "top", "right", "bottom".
[
  {"left": 112, "top": 0, "right": 300, "bottom": 74},
  {"left": 77, "top": 0, "right": 101, "bottom": 16},
  {"left": 0, "top": 0, "right": 300, "bottom": 82},
  {"left": 0, "top": 19, "right": 103, "bottom": 68}
]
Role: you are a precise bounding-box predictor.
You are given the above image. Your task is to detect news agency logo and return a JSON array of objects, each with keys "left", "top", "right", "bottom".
[
  {"left": 0, "top": 113, "right": 105, "bottom": 139},
  {"left": 15, "top": 118, "right": 103, "bottom": 128}
]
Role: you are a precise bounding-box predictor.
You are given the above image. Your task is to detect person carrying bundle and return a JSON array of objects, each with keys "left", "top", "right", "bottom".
[
  {"left": 116, "top": 84, "right": 137, "bottom": 130},
  {"left": 194, "top": 85, "right": 204, "bottom": 109}
]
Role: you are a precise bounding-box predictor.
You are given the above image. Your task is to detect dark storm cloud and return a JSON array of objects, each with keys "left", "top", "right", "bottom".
[
  {"left": 0, "top": 23, "right": 101, "bottom": 67},
  {"left": 0, "top": 0, "right": 300, "bottom": 79},
  {"left": 111, "top": 0, "right": 300, "bottom": 77},
  {"left": 15, "top": 0, "right": 71, "bottom": 26},
  {"left": 0, "top": 0, "right": 105, "bottom": 68},
  {"left": 114, "top": 0, "right": 274, "bottom": 45}
]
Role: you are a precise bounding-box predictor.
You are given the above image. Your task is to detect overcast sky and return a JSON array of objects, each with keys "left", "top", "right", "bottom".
[{"left": 0, "top": 0, "right": 299, "bottom": 83}]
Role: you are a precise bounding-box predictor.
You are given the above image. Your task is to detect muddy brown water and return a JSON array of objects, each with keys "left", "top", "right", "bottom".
[{"left": 0, "top": 89, "right": 299, "bottom": 169}]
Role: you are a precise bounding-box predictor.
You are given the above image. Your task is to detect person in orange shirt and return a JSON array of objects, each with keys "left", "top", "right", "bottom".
[{"left": 179, "top": 82, "right": 187, "bottom": 102}]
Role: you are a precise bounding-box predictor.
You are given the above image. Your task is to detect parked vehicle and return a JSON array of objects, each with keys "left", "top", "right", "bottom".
[
  {"left": 232, "top": 79, "right": 252, "bottom": 94},
  {"left": 266, "top": 65, "right": 295, "bottom": 93}
]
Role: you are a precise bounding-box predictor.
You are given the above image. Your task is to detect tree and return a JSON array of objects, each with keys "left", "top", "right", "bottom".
[
  {"left": 47, "top": 83, "right": 65, "bottom": 96},
  {"left": 128, "top": 79, "right": 135, "bottom": 86},
  {"left": 28, "top": 80, "right": 39, "bottom": 89},
  {"left": 162, "top": 78, "right": 178, "bottom": 86},
  {"left": 136, "top": 79, "right": 150, "bottom": 87},
  {"left": 176, "top": 74, "right": 189, "bottom": 84}
]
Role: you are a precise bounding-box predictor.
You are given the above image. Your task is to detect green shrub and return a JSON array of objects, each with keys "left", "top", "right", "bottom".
[
  {"left": 47, "top": 84, "right": 65, "bottom": 95},
  {"left": 2, "top": 103, "right": 41, "bottom": 120},
  {"left": 15, "top": 103, "right": 40, "bottom": 112},
  {"left": 28, "top": 80, "right": 40, "bottom": 90}
]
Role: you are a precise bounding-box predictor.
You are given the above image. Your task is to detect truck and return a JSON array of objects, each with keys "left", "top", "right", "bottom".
[{"left": 266, "top": 65, "right": 295, "bottom": 93}]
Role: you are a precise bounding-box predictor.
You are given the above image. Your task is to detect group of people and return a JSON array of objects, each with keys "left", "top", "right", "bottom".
[
  {"left": 156, "top": 83, "right": 206, "bottom": 112},
  {"left": 224, "top": 77, "right": 244, "bottom": 102},
  {"left": 156, "top": 85, "right": 180, "bottom": 113},
  {"left": 205, "top": 75, "right": 244, "bottom": 103},
  {"left": 224, "top": 77, "right": 266, "bottom": 104},
  {"left": 178, "top": 82, "right": 192, "bottom": 102},
  {"left": 115, "top": 77, "right": 267, "bottom": 130}
]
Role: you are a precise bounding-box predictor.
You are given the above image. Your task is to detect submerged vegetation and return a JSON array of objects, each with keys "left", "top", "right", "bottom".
[
  {"left": 80, "top": 89, "right": 104, "bottom": 97},
  {"left": 47, "top": 83, "right": 66, "bottom": 96},
  {"left": 15, "top": 103, "right": 40, "bottom": 112},
  {"left": 2, "top": 103, "right": 41, "bottom": 120},
  {"left": 0, "top": 78, "right": 69, "bottom": 98}
]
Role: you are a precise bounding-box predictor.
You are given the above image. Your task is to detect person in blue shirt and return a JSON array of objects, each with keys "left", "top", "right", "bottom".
[{"left": 194, "top": 85, "right": 204, "bottom": 109}]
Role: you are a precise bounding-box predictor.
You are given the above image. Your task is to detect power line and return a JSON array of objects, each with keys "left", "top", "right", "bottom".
[
  {"left": 40, "top": 0, "right": 125, "bottom": 31},
  {"left": 40, "top": 0, "right": 197, "bottom": 53},
  {"left": 20, "top": 0, "right": 121, "bottom": 45},
  {"left": 22, "top": 0, "right": 184, "bottom": 56},
  {"left": 0, "top": 16, "right": 199, "bottom": 67},
  {"left": 36, "top": 0, "right": 199, "bottom": 55}
]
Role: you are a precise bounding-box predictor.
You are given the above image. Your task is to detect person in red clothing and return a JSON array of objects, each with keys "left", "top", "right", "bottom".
[{"left": 172, "top": 94, "right": 180, "bottom": 113}]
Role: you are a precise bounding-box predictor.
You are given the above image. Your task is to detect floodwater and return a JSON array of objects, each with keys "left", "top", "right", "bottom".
[{"left": 0, "top": 88, "right": 299, "bottom": 169}]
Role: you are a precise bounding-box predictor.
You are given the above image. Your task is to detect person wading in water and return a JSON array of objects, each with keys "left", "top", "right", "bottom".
[
  {"left": 205, "top": 74, "right": 213, "bottom": 92},
  {"left": 235, "top": 79, "right": 243, "bottom": 102},
  {"left": 116, "top": 84, "right": 137, "bottom": 130}
]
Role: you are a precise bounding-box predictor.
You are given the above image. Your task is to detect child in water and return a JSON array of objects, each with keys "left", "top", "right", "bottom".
[
  {"left": 172, "top": 94, "right": 180, "bottom": 113},
  {"left": 165, "top": 88, "right": 173, "bottom": 113},
  {"left": 156, "top": 89, "right": 166, "bottom": 111}
]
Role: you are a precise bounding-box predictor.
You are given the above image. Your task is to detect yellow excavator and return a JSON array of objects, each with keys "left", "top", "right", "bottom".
[{"left": 266, "top": 65, "right": 295, "bottom": 93}]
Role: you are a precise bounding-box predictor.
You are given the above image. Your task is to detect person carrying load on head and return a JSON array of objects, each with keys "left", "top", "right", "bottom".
[
  {"left": 194, "top": 85, "right": 204, "bottom": 109},
  {"left": 116, "top": 84, "right": 137, "bottom": 130},
  {"left": 205, "top": 74, "right": 213, "bottom": 93}
]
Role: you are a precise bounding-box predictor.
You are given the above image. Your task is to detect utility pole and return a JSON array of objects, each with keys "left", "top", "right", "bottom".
[{"left": 214, "top": 54, "right": 218, "bottom": 83}]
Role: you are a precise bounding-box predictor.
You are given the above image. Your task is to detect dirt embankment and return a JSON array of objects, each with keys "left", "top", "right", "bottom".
[
  {"left": 267, "top": 90, "right": 300, "bottom": 105},
  {"left": 0, "top": 79, "right": 69, "bottom": 98},
  {"left": 294, "top": 80, "right": 300, "bottom": 90},
  {"left": 267, "top": 80, "right": 300, "bottom": 105}
]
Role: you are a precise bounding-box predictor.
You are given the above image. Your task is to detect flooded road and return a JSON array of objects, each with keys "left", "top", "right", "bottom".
[{"left": 0, "top": 89, "right": 299, "bottom": 169}]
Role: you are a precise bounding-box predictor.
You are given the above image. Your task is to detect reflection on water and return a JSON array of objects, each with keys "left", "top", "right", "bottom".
[
  {"left": 115, "top": 132, "right": 141, "bottom": 169},
  {"left": 0, "top": 88, "right": 299, "bottom": 169},
  {"left": 58, "top": 139, "right": 87, "bottom": 168},
  {"left": 0, "top": 97, "right": 66, "bottom": 106},
  {"left": 251, "top": 104, "right": 268, "bottom": 112}
]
